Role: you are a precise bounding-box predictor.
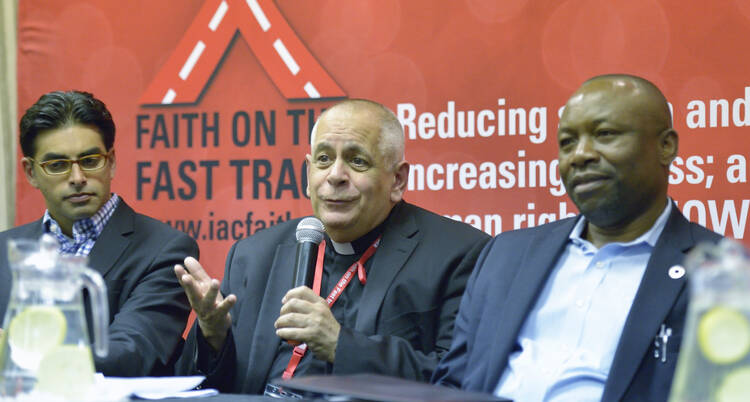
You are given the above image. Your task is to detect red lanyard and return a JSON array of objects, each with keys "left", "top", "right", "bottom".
[{"left": 282, "top": 236, "right": 381, "bottom": 379}]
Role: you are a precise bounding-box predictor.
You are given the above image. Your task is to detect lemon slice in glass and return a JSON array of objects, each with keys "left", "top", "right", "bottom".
[
  {"left": 35, "top": 345, "right": 95, "bottom": 399},
  {"left": 7, "top": 305, "right": 67, "bottom": 370},
  {"left": 716, "top": 366, "right": 750, "bottom": 402},
  {"left": 698, "top": 306, "right": 750, "bottom": 365}
]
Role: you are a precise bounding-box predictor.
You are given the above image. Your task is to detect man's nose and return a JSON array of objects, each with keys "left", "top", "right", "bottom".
[
  {"left": 68, "top": 163, "right": 87, "bottom": 185},
  {"left": 570, "top": 136, "right": 598, "bottom": 166},
  {"left": 326, "top": 159, "right": 349, "bottom": 185}
]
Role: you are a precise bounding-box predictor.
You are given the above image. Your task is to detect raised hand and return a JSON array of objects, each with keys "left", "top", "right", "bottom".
[
  {"left": 274, "top": 286, "right": 341, "bottom": 363},
  {"left": 174, "top": 256, "right": 237, "bottom": 351}
]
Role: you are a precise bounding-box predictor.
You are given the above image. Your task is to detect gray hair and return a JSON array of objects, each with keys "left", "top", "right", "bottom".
[{"left": 311, "top": 99, "right": 405, "bottom": 171}]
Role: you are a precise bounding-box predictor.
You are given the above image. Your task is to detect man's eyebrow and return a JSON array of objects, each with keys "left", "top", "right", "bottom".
[
  {"left": 77, "top": 147, "right": 104, "bottom": 157},
  {"left": 342, "top": 143, "right": 371, "bottom": 157},
  {"left": 312, "top": 142, "right": 333, "bottom": 153},
  {"left": 557, "top": 126, "right": 574, "bottom": 135},
  {"left": 38, "top": 152, "right": 68, "bottom": 161},
  {"left": 39, "top": 147, "right": 104, "bottom": 161}
]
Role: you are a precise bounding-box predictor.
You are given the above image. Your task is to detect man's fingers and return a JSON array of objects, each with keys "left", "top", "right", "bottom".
[
  {"left": 174, "top": 264, "right": 187, "bottom": 279},
  {"left": 199, "top": 279, "right": 223, "bottom": 310},
  {"left": 175, "top": 270, "right": 209, "bottom": 309},
  {"left": 275, "top": 327, "right": 308, "bottom": 343},
  {"left": 175, "top": 261, "right": 213, "bottom": 296},
  {"left": 282, "top": 286, "right": 322, "bottom": 304},
  {"left": 176, "top": 264, "right": 232, "bottom": 318},
  {"left": 275, "top": 312, "right": 308, "bottom": 330},
  {"left": 214, "top": 294, "right": 237, "bottom": 316},
  {"left": 275, "top": 314, "right": 311, "bottom": 345},
  {"left": 183, "top": 256, "right": 212, "bottom": 282},
  {"left": 174, "top": 265, "right": 195, "bottom": 292},
  {"left": 279, "top": 297, "right": 312, "bottom": 316}
]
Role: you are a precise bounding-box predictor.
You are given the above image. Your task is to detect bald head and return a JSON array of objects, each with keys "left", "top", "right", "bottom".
[
  {"left": 311, "top": 99, "right": 405, "bottom": 171},
  {"left": 575, "top": 74, "right": 673, "bottom": 132}
]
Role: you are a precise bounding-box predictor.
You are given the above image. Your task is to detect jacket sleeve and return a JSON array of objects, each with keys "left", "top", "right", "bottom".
[
  {"left": 431, "top": 238, "right": 494, "bottom": 388},
  {"left": 175, "top": 241, "right": 240, "bottom": 391},
  {"left": 95, "top": 232, "right": 197, "bottom": 376},
  {"left": 176, "top": 323, "right": 238, "bottom": 391},
  {"left": 331, "top": 238, "right": 488, "bottom": 381}
]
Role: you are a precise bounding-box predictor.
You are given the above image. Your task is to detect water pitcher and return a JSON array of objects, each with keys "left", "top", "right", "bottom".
[
  {"left": 0, "top": 234, "right": 108, "bottom": 400},
  {"left": 669, "top": 239, "right": 750, "bottom": 402}
]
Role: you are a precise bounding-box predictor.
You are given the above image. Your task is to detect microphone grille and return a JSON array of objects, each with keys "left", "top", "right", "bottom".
[{"left": 296, "top": 217, "right": 325, "bottom": 244}]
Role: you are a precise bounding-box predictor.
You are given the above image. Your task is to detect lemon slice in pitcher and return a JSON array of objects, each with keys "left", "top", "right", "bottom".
[
  {"left": 698, "top": 306, "right": 750, "bottom": 365},
  {"left": 7, "top": 305, "right": 67, "bottom": 370},
  {"left": 716, "top": 366, "right": 750, "bottom": 402},
  {"left": 35, "top": 345, "right": 95, "bottom": 399}
]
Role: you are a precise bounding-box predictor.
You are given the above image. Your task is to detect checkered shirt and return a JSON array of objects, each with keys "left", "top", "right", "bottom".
[{"left": 42, "top": 193, "right": 120, "bottom": 256}]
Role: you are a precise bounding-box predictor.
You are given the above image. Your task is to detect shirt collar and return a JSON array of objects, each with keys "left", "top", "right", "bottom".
[
  {"left": 327, "top": 208, "right": 391, "bottom": 256},
  {"left": 569, "top": 198, "right": 673, "bottom": 249},
  {"left": 43, "top": 193, "right": 120, "bottom": 242},
  {"left": 329, "top": 240, "right": 356, "bottom": 255}
]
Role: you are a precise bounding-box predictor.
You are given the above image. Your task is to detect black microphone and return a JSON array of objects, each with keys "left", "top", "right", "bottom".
[{"left": 293, "top": 217, "right": 325, "bottom": 288}]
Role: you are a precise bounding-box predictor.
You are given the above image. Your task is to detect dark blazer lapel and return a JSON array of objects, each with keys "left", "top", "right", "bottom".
[
  {"left": 87, "top": 201, "right": 133, "bottom": 278},
  {"left": 355, "top": 204, "right": 419, "bottom": 333},
  {"left": 481, "top": 218, "right": 577, "bottom": 391},
  {"left": 242, "top": 242, "right": 295, "bottom": 393},
  {"left": 603, "top": 207, "right": 694, "bottom": 402},
  {"left": 12, "top": 220, "right": 44, "bottom": 239}
]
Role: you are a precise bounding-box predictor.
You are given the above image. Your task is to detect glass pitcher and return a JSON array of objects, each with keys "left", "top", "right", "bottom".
[
  {"left": 0, "top": 234, "right": 108, "bottom": 400},
  {"left": 669, "top": 239, "right": 750, "bottom": 402}
]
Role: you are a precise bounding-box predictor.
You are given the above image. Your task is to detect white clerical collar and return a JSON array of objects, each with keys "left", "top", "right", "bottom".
[{"left": 330, "top": 240, "right": 355, "bottom": 255}]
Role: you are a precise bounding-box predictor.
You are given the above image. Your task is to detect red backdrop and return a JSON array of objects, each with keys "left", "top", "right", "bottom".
[{"left": 17, "top": 0, "right": 750, "bottom": 279}]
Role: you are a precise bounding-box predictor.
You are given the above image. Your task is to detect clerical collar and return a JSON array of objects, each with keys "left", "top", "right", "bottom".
[
  {"left": 330, "top": 240, "right": 356, "bottom": 255},
  {"left": 328, "top": 218, "right": 388, "bottom": 256}
]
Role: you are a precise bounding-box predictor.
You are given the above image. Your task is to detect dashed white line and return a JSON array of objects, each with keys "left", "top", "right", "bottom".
[
  {"left": 304, "top": 82, "right": 320, "bottom": 98},
  {"left": 273, "top": 39, "right": 300, "bottom": 75},
  {"left": 209, "top": 1, "right": 228, "bottom": 31},
  {"left": 162, "top": 89, "right": 177, "bottom": 104},
  {"left": 179, "top": 41, "right": 206, "bottom": 80},
  {"left": 247, "top": 0, "right": 271, "bottom": 32}
]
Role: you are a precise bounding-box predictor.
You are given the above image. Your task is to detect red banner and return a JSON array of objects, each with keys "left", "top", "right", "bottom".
[{"left": 17, "top": 0, "right": 750, "bottom": 278}]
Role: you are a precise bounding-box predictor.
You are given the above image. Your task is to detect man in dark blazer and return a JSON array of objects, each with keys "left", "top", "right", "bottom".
[
  {"left": 175, "top": 99, "right": 490, "bottom": 394},
  {"left": 433, "top": 75, "right": 723, "bottom": 401},
  {"left": 0, "top": 90, "right": 197, "bottom": 376}
]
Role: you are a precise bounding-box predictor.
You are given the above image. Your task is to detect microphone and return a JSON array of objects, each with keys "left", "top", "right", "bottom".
[{"left": 293, "top": 217, "right": 325, "bottom": 288}]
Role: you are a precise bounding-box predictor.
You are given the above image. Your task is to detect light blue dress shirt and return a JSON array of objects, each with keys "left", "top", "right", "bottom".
[{"left": 495, "top": 200, "right": 672, "bottom": 402}]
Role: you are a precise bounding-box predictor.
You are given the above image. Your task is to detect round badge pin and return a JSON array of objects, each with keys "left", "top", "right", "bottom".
[{"left": 669, "top": 265, "right": 686, "bottom": 279}]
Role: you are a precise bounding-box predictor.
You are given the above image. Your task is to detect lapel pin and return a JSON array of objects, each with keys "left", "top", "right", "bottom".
[
  {"left": 654, "top": 324, "right": 673, "bottom": 363},
  {"left": 669, "top": 265, "right": 685, "bottom": 279}
]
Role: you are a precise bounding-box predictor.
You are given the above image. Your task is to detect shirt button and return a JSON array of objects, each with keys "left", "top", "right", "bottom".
[
  {"left": 595, "top": 261, "right": 605, "bottom": 268},
  {"left": 576, "top": 299, "right": 585, "bottom": 308}
]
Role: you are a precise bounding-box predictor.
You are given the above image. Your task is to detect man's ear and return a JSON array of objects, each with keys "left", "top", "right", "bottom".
[
  {"left": 108, "top": 149, "right": 116, "bottom": 178},
  {"left": 305, "top": 154, "right": 312, "bottom": 198},
  {"left": 21, "top": 157, "right": 40, "bottom": 189},
  {"left": 658, "top": 128, "right": 679, "bottom": 166},
  {"left": 390, "top": 161, "right": 409, "bottom": 203}
]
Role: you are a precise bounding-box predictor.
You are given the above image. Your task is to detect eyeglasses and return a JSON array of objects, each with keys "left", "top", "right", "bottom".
[{"left": 29, "top": 153, "right": 109, "bottom": 175}]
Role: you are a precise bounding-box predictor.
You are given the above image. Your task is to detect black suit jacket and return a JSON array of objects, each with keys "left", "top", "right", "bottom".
[
  {"left": 433, "top": 204, "right": 723, "bottom": 401},
  {"left": 0, "top": 200, "right": 197, "bottom": 376},
  {"left": 177, "top": 201, "right": 490, "bottom": 394}
]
